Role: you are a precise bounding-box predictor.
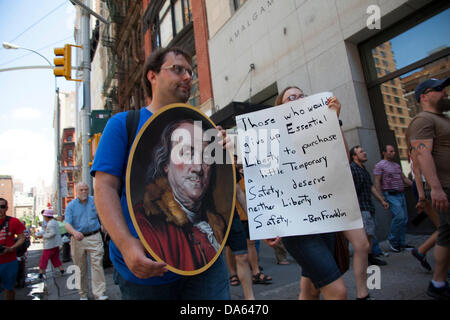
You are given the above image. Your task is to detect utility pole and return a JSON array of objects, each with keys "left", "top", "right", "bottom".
[
  {"left": 70, "top": 0, "right": 109, "bottom": 193},
  {"left": 80, "top": 1, "right": 92, "bottom": 191},
  {"left": 56, "top": 87, "right": 62, "bottom": 216}
]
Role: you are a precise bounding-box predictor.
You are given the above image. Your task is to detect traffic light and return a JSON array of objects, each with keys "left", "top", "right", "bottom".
[{"left": 53, "top": 44, "right": 82, "bottom": 81}]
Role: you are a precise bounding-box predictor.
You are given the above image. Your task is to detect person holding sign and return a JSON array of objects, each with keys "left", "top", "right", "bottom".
[
  {"left": 263, "top": 86, "right": 350, "bottom": 300},
  {"left": 91, "top": 47, "right": 230, "bottom": 300},
  {"left": 132, "top": 119, "right": 226, "bottom": 271}
]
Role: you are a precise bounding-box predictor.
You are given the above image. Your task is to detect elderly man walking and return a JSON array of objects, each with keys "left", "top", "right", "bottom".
[{"left": 64, "top": 182, "right": 108, "bottom": 300}]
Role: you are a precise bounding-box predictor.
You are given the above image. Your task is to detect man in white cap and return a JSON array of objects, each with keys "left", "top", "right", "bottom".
[
  {"left": 407, "top": 77, "right": 450, "bottom": 299},
  {"left": 64, "top": 182, "right": 108, "bottom": 300}
]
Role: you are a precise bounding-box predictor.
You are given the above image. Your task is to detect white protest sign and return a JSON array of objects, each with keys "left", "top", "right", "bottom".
[{"left": 236, "top": 92, "right": 363, "bottom": 240}]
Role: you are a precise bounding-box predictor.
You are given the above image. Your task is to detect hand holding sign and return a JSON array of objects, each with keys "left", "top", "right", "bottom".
[{"left": 236, "top": 92, "right": 363, "bottom": 240}]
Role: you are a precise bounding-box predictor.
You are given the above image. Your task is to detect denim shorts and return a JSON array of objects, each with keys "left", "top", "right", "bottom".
[
  {"left": 361, "top": 210, "right": 376, "bottom": 237},
  {"left": 0, "top": 260, "right": 19, "bottom": 291},
  {"left": 115, "top": 253, "right": 230, "bottom": 300},
  {"left": 225, "top": 212, "right": 248, "bottom": 255},
  {"left": 282, "top": 233, "right": 341, "bottom": 288}
]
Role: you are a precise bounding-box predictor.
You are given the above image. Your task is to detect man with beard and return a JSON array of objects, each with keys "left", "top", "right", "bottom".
[
  {"left": 64, "top": 182, "right": 108, "bottom": 300},
  {"left": 91, "top": 47, "right": 230, "bottom": 300},
  {"left": 407, "top": 77, "right": 450, "bottom": 299}
]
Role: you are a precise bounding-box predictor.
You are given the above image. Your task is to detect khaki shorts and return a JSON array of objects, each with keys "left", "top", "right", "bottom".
[{"left": 426, "top": 188, "right": 450, "bottom": 247}]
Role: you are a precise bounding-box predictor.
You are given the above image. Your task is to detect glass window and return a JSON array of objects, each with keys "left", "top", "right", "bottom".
[
  {"left": 183, "top": 0, "right": 192, "bottom": 24},
  {"left": 174, "top": 0, "right": 183, "bottom": 34},
  {"left": 159, "top": 3, "right": 173, "bottom": 47},
  {"left": 370, "top": 9, "right": 450, "bottom": 80},
  {"left": 152, "top": 0, "right": 192, "bottom": 50}
]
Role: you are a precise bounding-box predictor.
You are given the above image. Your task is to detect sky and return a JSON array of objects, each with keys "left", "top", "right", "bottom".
[
  {"left": 0, "top": 0, "right": 76, "bottom": 190},
  {"left": 390, "top": 8, "right": 450, "bottom": 73}
]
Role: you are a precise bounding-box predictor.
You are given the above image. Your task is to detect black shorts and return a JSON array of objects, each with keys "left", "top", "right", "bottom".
[{"left": 226, "top": 212, "right": 248, "bottom": 255}]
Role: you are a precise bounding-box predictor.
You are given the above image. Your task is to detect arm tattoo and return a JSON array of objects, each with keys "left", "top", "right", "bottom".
[{"left": 417, "top": 143, "right": 427, "bottom": 150}]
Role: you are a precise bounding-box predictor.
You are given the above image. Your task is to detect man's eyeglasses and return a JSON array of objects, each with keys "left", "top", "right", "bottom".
[
  {"left": 0, "top": 205, "right": 7, "bottom": 209},
  {"left": 161, "top": 64, "right": 195, "bottom": 78},
  {"left": 285, "top": 93, "right": 306, "bottom": 103}
]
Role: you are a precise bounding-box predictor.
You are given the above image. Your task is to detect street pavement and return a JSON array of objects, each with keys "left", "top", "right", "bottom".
[{"left": 1, "top": 233, "right": 441, "bottom": 300}]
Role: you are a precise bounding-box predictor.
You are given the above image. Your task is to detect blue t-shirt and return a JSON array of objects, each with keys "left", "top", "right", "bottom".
[
  {"left": 64, "top": 196, "right": 101, "bottom": 233},
  {"left": 90, "top": 107, "right": 181, "bottom": 285}
]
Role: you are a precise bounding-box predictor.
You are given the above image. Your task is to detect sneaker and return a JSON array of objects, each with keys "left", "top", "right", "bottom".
[
  {"left": 368, "top": 254, "right": 388, "bottom": 266},
  {"left": 389, "top": 243, "right": 401, "bottom": 253},
  {"left": 96, "top": 295, "right": 109, "bottom": 300},
  {"left": 402, "top": 244, "right": 415, "bottom": 250},
  {"left": 411, "top": 248, "right": 432, "bottom": 271},
  {"left": 426, "top": 282, "right": 450, "bottom": 300}
]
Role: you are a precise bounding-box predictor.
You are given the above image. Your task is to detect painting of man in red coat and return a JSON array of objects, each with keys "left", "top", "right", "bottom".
[{"left": 128, "top": 109, "right": 234, "bottom": 275}]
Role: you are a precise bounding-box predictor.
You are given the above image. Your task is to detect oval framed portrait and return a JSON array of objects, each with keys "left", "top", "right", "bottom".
[{"left": 126, "top": 104, "right": 236, "bottom": 276}]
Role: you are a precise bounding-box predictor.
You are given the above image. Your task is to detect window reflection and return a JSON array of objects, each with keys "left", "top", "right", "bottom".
[
  {"left": 367, "top": 8, "right": 450, "bottom": 176},
  {"left": 371, "top": 8, "right": 450, "bottom": 79}
]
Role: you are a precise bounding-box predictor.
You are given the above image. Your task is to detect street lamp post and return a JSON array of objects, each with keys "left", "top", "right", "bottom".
[{"left": 2, "top": 42, "right": 62, "bottom": 218}]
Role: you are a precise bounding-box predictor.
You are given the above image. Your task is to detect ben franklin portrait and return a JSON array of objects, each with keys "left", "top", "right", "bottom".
[{"left": 127, "top": 105, "right": 235, "bottom": 275}]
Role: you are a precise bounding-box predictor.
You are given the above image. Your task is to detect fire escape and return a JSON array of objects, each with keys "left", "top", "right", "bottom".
[{"left": 102, "top": 0, "right": 146, "bottom": 113}]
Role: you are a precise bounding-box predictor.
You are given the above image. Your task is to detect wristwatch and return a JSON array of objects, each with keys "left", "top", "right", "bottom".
[{"left": 339, "top": 119, "right": 343, "bottom": 127}]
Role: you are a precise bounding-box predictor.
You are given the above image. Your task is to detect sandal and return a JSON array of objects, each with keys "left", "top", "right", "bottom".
[
  {"left": 229, "top": 274, "right": 240, "bottom": 286},
  {"left": 252, "top": 272, "right": 272, "bottom": 284}
]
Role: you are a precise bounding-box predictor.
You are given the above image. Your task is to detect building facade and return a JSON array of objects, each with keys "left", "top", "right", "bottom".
[
  {"left": 204, "top": 0, "right": 449, "bottom": 237},
  {"left": 61, "top": 128, "right": 76, "bottom": 213},
  {"left": 85, "top": 0, "right": 449, "bottom": 237},
  {"left": 0, "top": 176, "right": 14, "bottom": 216}
]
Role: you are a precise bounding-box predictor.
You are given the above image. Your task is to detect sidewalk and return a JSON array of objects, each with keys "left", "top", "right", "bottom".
[{"left": 3, "top": 233, "right": 441, "bottom": 300}]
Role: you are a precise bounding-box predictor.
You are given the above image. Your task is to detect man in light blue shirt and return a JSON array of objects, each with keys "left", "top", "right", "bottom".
[{"left": 64, "top": 182, "right": 108, "bottom": 300}]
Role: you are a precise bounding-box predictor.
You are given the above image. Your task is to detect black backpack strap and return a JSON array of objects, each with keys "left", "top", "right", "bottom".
[
  {"left": 126, "top": 109, "right": 140, "bottom": 152},
  {"left": 119, "top": 109, "right": 141, "bottom": 196}
]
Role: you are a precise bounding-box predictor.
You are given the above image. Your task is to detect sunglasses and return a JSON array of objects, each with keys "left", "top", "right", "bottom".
[
  {"left": 161, "top": 64, "right": 195, "bottom": 78},
  {"left": 424, "top": 86, "right": 444, "bottom": 94},
  {"left": 0, "top": 205, "right": 7, "bottom": 209}
]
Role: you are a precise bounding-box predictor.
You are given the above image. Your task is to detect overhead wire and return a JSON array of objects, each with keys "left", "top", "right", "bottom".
[
  {"left": 0, "top": 35, "right": 73, "bottom": 67},
  {"left": 7, "top": 1, "right": 67, "bottom": 44}
]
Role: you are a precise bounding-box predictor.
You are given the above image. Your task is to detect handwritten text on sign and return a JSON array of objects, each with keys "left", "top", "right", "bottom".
[{"left": 236, "top": 92, "right": 363, "bottom": 240}]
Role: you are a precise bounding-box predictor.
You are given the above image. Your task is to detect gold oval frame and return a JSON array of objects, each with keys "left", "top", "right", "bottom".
[{"left": 126, "top": 103, "right": 236, "bottom": 276}]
